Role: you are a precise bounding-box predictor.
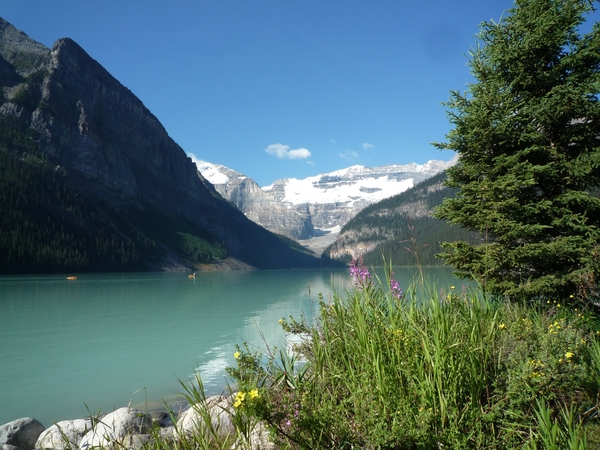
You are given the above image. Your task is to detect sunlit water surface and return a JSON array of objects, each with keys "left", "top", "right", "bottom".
[{"left": 0, "top": 268, "right": 464, "bottom": 426}]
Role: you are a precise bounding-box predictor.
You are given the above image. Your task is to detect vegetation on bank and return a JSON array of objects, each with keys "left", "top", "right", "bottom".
[{"left": 216, "top": 261, "right": 599, "bottom": 449}]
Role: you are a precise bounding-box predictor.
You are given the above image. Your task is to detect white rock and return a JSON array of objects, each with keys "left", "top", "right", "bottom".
[
  {"left": 0, "top": 418, "right": 45, "bottom": 450},
  {"left": 175, "top": 395, "right": 235, "bottom": 441},
  {"left": 36, "top": 419, "right": 91, "bottom": 450},
  {"left": 78, "top": 408, "right": 151, "bottom": 450}
]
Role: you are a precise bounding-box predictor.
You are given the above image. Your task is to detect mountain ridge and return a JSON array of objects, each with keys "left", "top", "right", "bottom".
[
  {"left": 322, "top": 171, "right": 480, "bottom": 266},
  {"left": 197, "top": 156, "right": 457, "bottom": 249},
  {"left": 0, "top": 16, "right": 321, "bottom": 273}
]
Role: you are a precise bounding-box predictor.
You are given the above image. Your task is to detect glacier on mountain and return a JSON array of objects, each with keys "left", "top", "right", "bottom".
[{"left": 195, "top": 155, "right": 457, "bottom": 252}]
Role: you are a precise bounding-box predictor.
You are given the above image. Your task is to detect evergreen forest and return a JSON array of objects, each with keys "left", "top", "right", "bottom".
[{"left": 0, "top": 118, "right": 228, "bottom": 273}]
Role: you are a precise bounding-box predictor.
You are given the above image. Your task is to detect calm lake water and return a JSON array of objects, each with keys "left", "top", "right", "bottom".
[{"left": 0, "top": 267, "right": 464, "bottom": 426}]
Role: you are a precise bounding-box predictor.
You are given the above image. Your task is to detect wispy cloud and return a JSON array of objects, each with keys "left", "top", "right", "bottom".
[
  {"left": 265, "top": 143, "right": 311, "bottom": 160},
  {"left": 339, "top": 150, "right": 359, "bottom": 162},
  {"left": 188, "top": 153, "right": 205, "bottom": 169},
  {"left": 362, "top": 142, "right": 374, "bottom": 150}
]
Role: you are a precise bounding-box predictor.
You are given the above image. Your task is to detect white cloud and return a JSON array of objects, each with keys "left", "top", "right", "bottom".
[
  {"left": 265, "top": 143, "right": 311, "bottom": 160},
  {"left": 188, "top": 153, "right": 205, "bottom": 169},
  {"left": 339, "top": 150, "right": 359, "bottom": 162},
  {"left": 362, "top": 142, "right": 374, "bottom": 150}
]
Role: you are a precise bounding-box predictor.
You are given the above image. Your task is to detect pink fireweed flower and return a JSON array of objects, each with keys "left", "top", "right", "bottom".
[
  {"left": 390, "top": 278, "right": 403, "bottom": 299},
  {"left": 350, "top": 256, "right": 372, "bottom": 288}
]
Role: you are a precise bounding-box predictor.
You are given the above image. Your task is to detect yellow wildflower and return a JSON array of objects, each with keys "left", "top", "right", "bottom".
[
  {"left": 234, "top": 351, "right": 241, "bottom": 359},
  {"left": 233, "top": 391, "right": 246, "bottom": 408},
  {"left": 249, "top": 389, "right": 260, "bottom": 400},
  {"left": 499, "top": 323, "right": 506, "bottom": 329},
  {"left": 451, "top": 285, "right": 455, "bottom": 290},
  {"left": 565, "top": 351, "right": 574, "bottom": 359}
]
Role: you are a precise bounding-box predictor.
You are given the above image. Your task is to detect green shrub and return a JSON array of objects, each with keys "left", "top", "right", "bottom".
[{"left": 228, "top": 263, "right": 600, "bottom": 449}]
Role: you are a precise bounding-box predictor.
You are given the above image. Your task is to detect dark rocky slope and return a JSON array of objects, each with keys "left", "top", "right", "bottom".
[{"left": 0, "top": 17, "right": 319, "bottom": 272}]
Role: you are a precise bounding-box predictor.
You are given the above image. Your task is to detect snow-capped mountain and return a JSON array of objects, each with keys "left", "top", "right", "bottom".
[
  {"left": 196, "top": 161, "right": 314, "bottom": 239},
  {"left": 197, "top": 156, "right": 458, "bottom": 251}
]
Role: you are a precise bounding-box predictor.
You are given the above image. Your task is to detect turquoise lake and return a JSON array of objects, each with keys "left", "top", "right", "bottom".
[{"left": 0, "top": 267, "right": 464, "bottom": 426}]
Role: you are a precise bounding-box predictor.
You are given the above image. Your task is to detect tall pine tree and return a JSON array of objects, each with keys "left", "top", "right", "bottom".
[{"left": 435, "top": 0, "right": 600, "bottom": 302}]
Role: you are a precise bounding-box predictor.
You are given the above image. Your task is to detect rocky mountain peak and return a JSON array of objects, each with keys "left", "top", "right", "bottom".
[
  {"left": 0, "top": 16, "right": 320, "bottom": 271},
  {"left": 199, "top": 157, "right": 457, "bottom": 253},
  {"left": 0, "top": 17, "right": 49, "bottom": 79}
]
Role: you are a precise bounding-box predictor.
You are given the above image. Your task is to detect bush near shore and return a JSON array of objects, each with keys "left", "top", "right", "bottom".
[{"left": 224, "top": 260, "right": 600, "bottom": 449}]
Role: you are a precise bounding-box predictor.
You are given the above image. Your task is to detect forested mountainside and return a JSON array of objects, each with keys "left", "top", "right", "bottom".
[
  {"left": 322, "top": 171, "right": 481, "bottom": 266},
  {"left": 0, "top": 17, "right": 319, "bottom": 273}
]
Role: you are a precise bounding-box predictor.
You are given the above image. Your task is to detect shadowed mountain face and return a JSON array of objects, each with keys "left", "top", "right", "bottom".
[{"left": 0, "top": 17, "right": 319, "bottom": 272}]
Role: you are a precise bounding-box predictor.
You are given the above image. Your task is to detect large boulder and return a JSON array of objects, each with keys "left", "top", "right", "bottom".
[
  {"left": 36, "top": 419, "right": 92, "bottom": 450},
  {"left": 0, "top": 418, "right": 45, "bottom": 450},
  {"left": 78, "top": 408, "right": 151, "bottom": 450},
  {"left": 175, "top": 395, "right": 235, "bottom": 441}
]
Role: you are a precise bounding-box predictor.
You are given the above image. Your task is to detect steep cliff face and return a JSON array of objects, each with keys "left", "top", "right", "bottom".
[
  {"left": 197, "top": 162, "right": 314, "bottom": 239},
  {"left": 0, "top": 17, "right": 319, "bottom": 271}
]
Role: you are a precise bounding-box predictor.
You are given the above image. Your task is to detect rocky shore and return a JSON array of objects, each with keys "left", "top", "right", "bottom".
[{"left": 0, "top": 396, "right": 273, "bottom": 450}]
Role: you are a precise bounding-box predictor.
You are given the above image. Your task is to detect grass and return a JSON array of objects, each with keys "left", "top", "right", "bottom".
[
  {"left": 53, "top": 262, "right": 600, "bottom": 449},
  {"left": 225, "top": 260, "right": 600, "bottom": 449}
]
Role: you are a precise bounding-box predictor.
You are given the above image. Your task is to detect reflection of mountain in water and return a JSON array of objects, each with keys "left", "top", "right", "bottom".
[{"left": 191, "top": 269, "right": 353, "bottom": 392}]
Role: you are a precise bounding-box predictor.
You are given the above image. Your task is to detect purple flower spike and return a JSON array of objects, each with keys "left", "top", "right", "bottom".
[
  {"left": 390, "top": 278, "right": 403, "bottom": 299},
  {"left": 350, "top": 256, "right": 372, "bottom": 288}
]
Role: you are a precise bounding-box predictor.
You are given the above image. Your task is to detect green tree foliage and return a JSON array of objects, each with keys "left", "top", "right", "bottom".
[{"left": 435, "top": 0, "right": 600, "bottom": 302}]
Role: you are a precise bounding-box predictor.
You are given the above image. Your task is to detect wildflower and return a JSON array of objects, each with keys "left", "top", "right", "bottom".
[
  {"left": 249, "top": 389, "right": 260, "bottom": 400},
  {"left": 499, "top": 323, "right": 506, "bottom": 329},
  {"left": 350, "top": 256, "right": 372, "bottom": 287},
  {"left": 390, "top": 278, "right": 403, "bottom": 299},
  {"left": 565, "top": 351, "right": 574, "bottom": 359},
  {"left": 234, "top": 351, "right": 241, "bottom": 359},
  {"left": 451, "top": 285, "right": 455, "bottom": 290},
  {"left": 233, "top": 391, "right": 246, "bottom": 408}
]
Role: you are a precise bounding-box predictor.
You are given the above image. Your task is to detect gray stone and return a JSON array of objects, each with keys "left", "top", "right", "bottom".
[
  {"left": 148, "top": 411, "right": 172, "bottom": 428},
  {"left": 175, "top": 395, "right": 235, "bottom": 441},
  {"left": 0, "top": 418, "right": 45, "bottom": 450},
  {"left": 1, "top": 444, "right": 23, "bottom": 450},
  {"left": 35, "top": 419, "right": 91, "bottom": 450},
  {"left": 157, "top": 426, "right": 175, "bottom": 443},
  {"left": 232, "top": 421, "right": 275, "bottom": 450},
  {"left": 78, "top": 408, "right": 151, "bottom": 450}
]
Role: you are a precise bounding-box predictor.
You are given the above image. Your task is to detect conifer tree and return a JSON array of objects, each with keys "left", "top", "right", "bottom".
[{"left": 435, "top": 0, "right": 600, "bottom": 301}]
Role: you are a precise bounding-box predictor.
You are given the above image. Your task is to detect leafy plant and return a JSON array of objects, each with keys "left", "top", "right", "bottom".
[
  {"left": 227, "top": 261, "right": 600, "bottom": 448},
  {"left": 434, "top": 0, "right": 600, "bottom": 302}
]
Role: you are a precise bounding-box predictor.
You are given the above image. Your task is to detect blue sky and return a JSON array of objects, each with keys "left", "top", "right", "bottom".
[{"left": 3, "top": 1, "right": 527, "bottom": 185}]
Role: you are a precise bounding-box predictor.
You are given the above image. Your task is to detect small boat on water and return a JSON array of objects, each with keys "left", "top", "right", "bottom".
[
  {"left": 66, "top": 275, "right": 77, "bottom": 280},
  {"left": 188, "top": 273, "right": 196, "bottom": 279}
]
